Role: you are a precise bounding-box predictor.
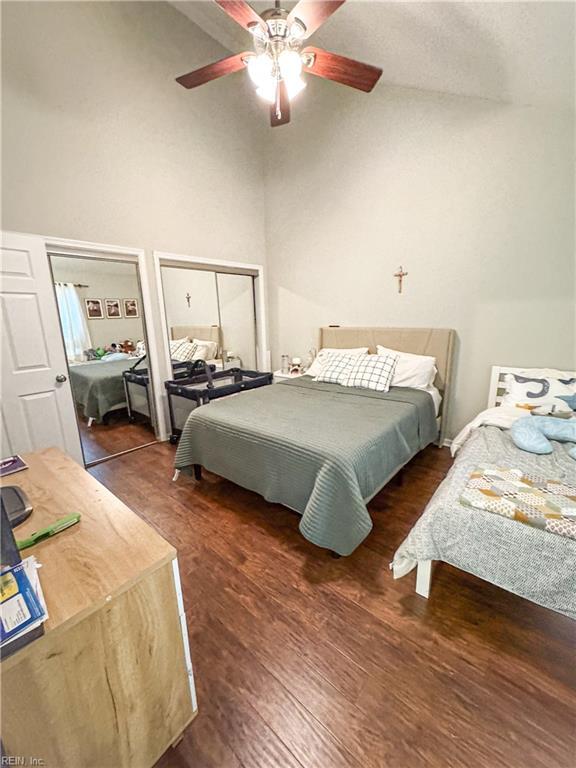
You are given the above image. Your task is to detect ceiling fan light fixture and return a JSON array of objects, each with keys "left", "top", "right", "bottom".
[
  {"left": 290, "top": 19, "right": 307, "bottom": 39},
  {"left": 247, "top": 53, "right": 273, "bottom": 87},
  {"left": 284, "top": 75, "right": 306, "bottom": 100},
  {"left": 278, "top": 49, "right": 303, "bottom": 80},
  {"left": 256, "top": 79, "right": 277, "bottom": 104}
]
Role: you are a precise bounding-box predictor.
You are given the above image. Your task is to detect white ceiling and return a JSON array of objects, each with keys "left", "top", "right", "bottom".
[{"left": 171, "top": 1, "right": 575, "bottom": 111}]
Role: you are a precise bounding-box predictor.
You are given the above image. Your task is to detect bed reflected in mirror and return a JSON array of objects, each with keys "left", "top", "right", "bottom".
[{"left": 49, "top": 254, "right": 157, "bottom": 467}]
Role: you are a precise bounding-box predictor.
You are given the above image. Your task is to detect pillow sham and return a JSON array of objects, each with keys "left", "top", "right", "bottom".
[
  {"left": 314, "top": 353, "right": 357, "bottom": 385},
  {"left": 376, "top": 345, "right": 436, "bottom": 389},
  {"left": 193, "top": 338, "right": 218, "bottom": 360},
  {"left": 170, "top": 339, "right": 199, "bottom": 363},
  {"left": 306, "top": 347, "right": 368, "bottom": 378},
  {"left": 344, "top": 353, "right": 399, "bottom": 392},
  {"left": 502, "top": 373, "right": 576, "bottom": 413}
]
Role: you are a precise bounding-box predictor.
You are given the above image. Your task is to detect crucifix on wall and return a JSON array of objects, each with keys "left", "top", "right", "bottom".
[
  {"left": 394, "top": 266, "right": 408, "bottom": 294},
  {"left": 185, "top": 292, "right": 191, "bottom": 308}
]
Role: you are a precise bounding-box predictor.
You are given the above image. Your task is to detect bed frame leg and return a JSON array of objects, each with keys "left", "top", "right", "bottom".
[
  {"left": 87, "top": 417, "right": 94, "bottom": 428},
  {"left": 193, "top": 464, "right": 202, "bottom": 481},
  {"left": 416, "top": 560, "right": 432, "bottom": 598},
  {"left": 172, "top": 469, "right": 180, "bottom": 482}
]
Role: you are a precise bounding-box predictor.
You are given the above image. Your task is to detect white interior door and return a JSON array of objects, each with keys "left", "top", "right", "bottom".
[{"left": 0, "top": 232, "right": 83, "bottom": 464}]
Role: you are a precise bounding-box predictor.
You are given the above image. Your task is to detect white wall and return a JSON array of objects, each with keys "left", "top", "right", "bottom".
[
  {"left": 264, "top": 80, "right": 575, "bottom": 436},
  {"left": 1, "top": 1, "right": 267, "bottom": 264},
  {"left": 51, "top": 256, "right": 144, "bottom": 349}
]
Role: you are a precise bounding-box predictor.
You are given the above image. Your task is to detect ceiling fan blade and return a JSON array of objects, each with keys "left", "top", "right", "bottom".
[
  {"left": 215, "top": 0, "right": 266, "bottom": 32},
  {"left": 302, "top": 46, "right": 382, "bottom": 92},
  {"left": 288, "top": 1, "right": 346, "bottom": 39},
  {"left": 176, "top": 52, "right": 251, "bottom": 89},
  {"left": 270, "top": 81, "right": 290, "bottom": 127}
]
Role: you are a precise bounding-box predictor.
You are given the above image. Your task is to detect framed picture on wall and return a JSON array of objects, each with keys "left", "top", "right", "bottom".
[
  {"left": 85, "top": 298, "right": 104, "bottom": 319},
  {"left": 105, "top": 299, "right": 122, "bottom": 319},
  {"left": 123, "top": 298, "right": 140, "bottom": 318}
]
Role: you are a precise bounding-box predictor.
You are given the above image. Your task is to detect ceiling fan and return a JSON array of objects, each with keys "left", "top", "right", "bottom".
[{"left": 176, "top": 0, "right": 383, "bottom": 126}]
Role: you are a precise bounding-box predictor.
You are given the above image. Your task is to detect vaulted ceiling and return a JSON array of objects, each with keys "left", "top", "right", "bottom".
[{"left": 171, "top": 1, "right": 575, "bottom": 111}]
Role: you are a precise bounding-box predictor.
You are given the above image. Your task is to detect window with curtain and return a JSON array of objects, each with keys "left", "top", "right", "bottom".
[{"left": 55, "top": 282, "right": 92, "bottom": 363}]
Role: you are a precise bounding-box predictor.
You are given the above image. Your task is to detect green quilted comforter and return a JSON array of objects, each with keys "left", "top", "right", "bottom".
[
  {"left": 69, "top": 359, "right": 133, "bottom": 422},
  {"left": 175, "top": 377, "right": 438, "bottom": 555}
]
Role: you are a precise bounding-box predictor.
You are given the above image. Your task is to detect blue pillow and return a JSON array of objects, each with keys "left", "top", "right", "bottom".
[{"left": 510, "top": 416, "right": 576, "bottom": 459}]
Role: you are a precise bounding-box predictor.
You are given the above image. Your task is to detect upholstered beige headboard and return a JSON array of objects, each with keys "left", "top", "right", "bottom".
[
  {"left": 319, "top": 326, "right": 456, "bottom": 443},
  {"left": 170, "top": 325, "right": 221, "bottom": 349}
]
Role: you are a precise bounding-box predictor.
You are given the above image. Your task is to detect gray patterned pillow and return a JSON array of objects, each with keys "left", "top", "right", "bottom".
[
  {"left": 344, "top": 353, "right": 399, "bottom": 392},
  {"left": 169, "top": 339, "right": 199, "bottom": 363},
  {"left": 314, "top": 353, "right": 357, "bottom": 385}
]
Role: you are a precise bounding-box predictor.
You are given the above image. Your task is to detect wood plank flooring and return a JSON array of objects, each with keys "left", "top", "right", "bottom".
[
  {"left": 89, "top": 443, "right": 576, "bottom": 768},
  {"left": 77, "top": 410, "right": 156, "bottom": 463}
]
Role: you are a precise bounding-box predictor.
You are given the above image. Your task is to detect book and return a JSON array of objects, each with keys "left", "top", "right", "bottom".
[
  {"left": 0, "top": 455, "right": 28, "bottom": 478},
  {"left": 0, "top": 557, "right": 47, "bottom": 649}
]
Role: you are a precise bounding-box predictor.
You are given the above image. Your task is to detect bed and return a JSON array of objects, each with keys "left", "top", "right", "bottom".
[
  {"left": 69, "top": 357, "right": 137, "bottom": 424},
  {"left": 392, "top": 365, "right": 576, "bottom": 619},
  {"left": 174, "top": 326, "right": 455, "bottom": 555}
]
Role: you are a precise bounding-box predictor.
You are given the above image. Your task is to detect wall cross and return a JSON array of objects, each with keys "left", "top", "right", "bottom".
[{"left": 394, "top": 266, "right": 408, "bottom": 294}]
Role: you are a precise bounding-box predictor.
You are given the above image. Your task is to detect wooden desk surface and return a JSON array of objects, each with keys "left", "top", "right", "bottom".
[{"left": 1, "top": 447, "right": 175, "bottom": 640}]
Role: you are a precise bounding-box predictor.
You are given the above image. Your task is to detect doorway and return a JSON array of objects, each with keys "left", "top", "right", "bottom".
[{"left": 49, "top": 253, "right": 157, "bottom": 466}]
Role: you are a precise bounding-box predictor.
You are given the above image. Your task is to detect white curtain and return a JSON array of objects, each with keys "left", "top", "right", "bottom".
[{"left": 55, "top": 282, "right": 92, "bottom": 362}]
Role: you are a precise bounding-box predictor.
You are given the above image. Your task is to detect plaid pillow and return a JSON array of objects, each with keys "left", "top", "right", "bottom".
[
  {"left": 344, "top": 353, "right": 399, "bottom": 392},
  {"left": 170, "top": 339, "right": 199, "bottom": 363},
  {"left": 314, "top": 353, "right": 357, "bottom": 385}
]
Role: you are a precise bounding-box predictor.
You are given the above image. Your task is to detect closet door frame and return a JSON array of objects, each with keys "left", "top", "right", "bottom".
[
  {"left": 153, "top": 251, "right": 269, "bottom": 441},
  {"left": 42, "top": 235, "right": 163, "bottom": 439}
]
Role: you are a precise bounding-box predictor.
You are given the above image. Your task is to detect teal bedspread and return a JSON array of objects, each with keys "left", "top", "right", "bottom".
[
  {"left": 69, "top": 359, "right": 132, "bottom": 422},
  {"left": 175, "top": 377, "right": 438, "bottom": 554}
]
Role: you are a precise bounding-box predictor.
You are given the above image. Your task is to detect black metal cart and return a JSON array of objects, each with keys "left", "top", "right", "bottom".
[
  {"left": 164, "top": 366, "right": 273, "bottom": 444},
  {"left": 123, "top": 358, "right": 215, "bottom": 427}
]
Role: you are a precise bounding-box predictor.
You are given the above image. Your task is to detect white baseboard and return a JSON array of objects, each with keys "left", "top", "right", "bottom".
[{"left": 442, "top": 438, "right": 453, "bottom": 448}]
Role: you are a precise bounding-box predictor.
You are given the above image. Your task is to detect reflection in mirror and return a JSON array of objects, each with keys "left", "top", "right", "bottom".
[
  {"left": 160, "top": 266, "right": 222, "bottom": 365},
  {"left": 160, "top": 266, "right": 258, "bottom": 372},
  {"left": 49, "top": 255, "right": 156, "bottom": 467},
  {"left": 216, "top": 273, "right": 257, "bottom": 369}
]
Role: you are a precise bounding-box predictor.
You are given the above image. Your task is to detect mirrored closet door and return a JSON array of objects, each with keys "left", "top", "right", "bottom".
[
  {"left": 160, "top": 264, "right": 258, "bottom": 371},
  {"left": 49, "top": 254, "right": 157, "bottom": 466}
]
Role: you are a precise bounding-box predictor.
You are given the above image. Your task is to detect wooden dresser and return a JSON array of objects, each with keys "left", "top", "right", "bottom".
[{"left": 1, "top": 448, "right": 197, "bottom": 767}]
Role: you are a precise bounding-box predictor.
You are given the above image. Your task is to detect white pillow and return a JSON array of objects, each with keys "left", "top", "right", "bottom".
[
  {"left": 193, "top": 338, "right": 218, "bottom": 360},
  {"left": 501, "top": 373, "right": 575, "bottom": 412},
  {"left": 376, "top": 345, "right": 436, "bottom": 389},
  {"left": 306, "top": 347, "right": 368, "bottom": 378},
  {"left": 344, "top": 353, "right": 399, "bottom": 392},
  {"left": 314, "top": 353, "right": 357, "bottom": 385},
  {"left": 170, "top": 339, "right": 199, "bottom": 363}
]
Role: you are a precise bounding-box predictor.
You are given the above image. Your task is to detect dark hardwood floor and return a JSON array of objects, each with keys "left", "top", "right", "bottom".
[
  {"left": 77, "top": 409, "right": 156, "bottom": 463},
  {"left": 90, "top": 443, "right": 576, "bottom": 768}
]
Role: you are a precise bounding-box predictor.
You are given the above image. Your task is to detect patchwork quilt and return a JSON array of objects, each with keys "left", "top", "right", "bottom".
[{"left": 460, "top": 466, "right": 576, "bottom": 541}]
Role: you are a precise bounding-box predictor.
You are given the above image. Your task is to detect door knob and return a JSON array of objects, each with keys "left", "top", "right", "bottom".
[{"left": 55, "top": 374, "right": 67, "bottom": 383}]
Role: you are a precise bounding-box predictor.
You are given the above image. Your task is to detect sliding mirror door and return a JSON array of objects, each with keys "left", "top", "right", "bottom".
[
  {"left": 216, "top": 273, "right": 257, "bottom": 369},
  {"left": 159, "top": 265, "right": 258, "bottom": 371},
  {"left": 160, "top": 266, "right": 222, "bottom": 365},
  {"left": 49, "top": 255, "right": 156, "bottom": 466}
]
